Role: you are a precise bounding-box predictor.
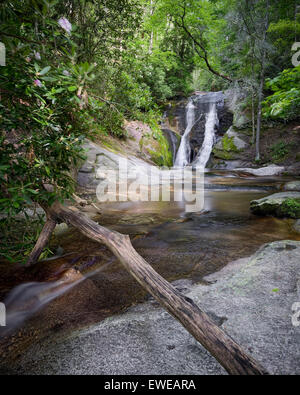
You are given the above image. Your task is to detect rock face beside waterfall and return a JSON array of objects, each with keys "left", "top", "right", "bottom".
[
  {"left": 162, "top": 128, "right": 181, "bottom": 164},
  {"left": 224, "top": 88, "right": 251, "bottom": 128},
  {"left": 212, "top": 126, "right": 248, "bottom": 161},
  {"left": 77, "top": 140, "right": 154, "bottom": 189}
]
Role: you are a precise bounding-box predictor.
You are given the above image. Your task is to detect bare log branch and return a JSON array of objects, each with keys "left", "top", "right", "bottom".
[{"left": 25, "top": 217, "right": 57, "bottom": 267}]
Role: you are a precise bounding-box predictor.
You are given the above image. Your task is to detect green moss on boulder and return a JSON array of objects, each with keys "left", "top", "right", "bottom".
[{"left": 250, "top": 192, "right": 300, "bottom": 218}]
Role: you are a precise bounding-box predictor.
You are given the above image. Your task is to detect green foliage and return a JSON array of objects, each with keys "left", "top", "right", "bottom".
[
  {"left": 263, "top": 67, "right": 300, "bottom": 121},
  {"left": 222, "top": 135, "right": 239, "bottom": 152},
  {"left": 142, "top": 112, "right": 173, "bottom": 167},
  {"left": 270, "top": 141, "right": 290, "bottom": 163},
  {"left": 0, "top": 0, "right": 143, "bottom": 263},
  {"left": 278, "top": 198, "right": 300, "bottom": 219},
  {"left": 0, "top": 7, "right": 98, "bottom": 217},
  {"left": 212, "top": 149, "right": 236, "bottom": 161},
  {"left": 0, "top": 215, "right": 52, "bottom": 264}
]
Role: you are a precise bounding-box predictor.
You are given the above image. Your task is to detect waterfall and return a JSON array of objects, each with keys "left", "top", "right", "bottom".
[
  {"left": 174, "top": 99, "right": 195, "bottom": 167},
  {"left": 173, "top": 92, "right": 223, "bottom": 169},
  {"left": 193, "top": 103, "right": 218, "bottom": 169}
]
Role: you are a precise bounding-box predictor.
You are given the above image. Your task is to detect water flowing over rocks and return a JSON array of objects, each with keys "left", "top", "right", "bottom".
[
  {"left": 2, "top": 240, "right": 299, "bottom": 375},
  {"left": 164, "top": 92, "right": 233, "bottom": 167}
]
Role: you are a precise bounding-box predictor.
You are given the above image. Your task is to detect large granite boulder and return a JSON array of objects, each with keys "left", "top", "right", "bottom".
[{"left": 213, "top": 126, "right": 248, "bottom": 161}]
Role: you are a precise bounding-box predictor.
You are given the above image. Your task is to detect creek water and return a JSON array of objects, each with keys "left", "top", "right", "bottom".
[{"left": 1, "top": 170, "right": 299, "bottom": 366}]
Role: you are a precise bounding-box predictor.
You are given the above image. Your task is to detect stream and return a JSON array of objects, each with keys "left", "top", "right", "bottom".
[{"left": 1, "top": 171, "right": 300, "bottom": 367}]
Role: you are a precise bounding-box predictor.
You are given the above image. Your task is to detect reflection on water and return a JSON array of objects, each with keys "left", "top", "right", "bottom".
[{"left": 1, "top": 173, "right": 299, "bottom": 361}]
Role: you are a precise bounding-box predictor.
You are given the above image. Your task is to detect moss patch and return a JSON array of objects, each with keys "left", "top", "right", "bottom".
[
  {"left": 251, "top": 197, "right": 300, "bottom": 219},
  {"left": 212, "top": 148, "right": 237, "bottom": 160},
  {"left": 277, "top": 198, "right": 300, "bottom": 219},
  {"left": 222, "top": 135, "right": 239, "bottom": 152}
]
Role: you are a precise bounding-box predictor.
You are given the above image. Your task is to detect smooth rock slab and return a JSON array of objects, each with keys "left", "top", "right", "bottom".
[
  {"left": 283, "top": 181, "right": 300, "bottom": 192},
  {"left": 77, "top": 140, "right": 155, "bottom": 189},
  {"left": 235, "top": 165, "right": 285, "bottom": 177},
  {"left": 1, "top": 241, "right": 300, "bottom": 375}
]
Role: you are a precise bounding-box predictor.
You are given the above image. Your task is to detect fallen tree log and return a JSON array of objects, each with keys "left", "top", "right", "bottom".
[{"left": 27, "top": 200, "right": 269, "bottom": 375}]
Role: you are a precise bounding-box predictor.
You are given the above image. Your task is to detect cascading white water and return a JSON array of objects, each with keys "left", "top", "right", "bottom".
[
  {"left": 193, "top": 103, "right": 218, "bottom": 169},
  {"left": 173, "top": 92, "right": 223, "bottom": 169},
  {"left": 174, "top": 99, "right": 195, "bottom": 167}
]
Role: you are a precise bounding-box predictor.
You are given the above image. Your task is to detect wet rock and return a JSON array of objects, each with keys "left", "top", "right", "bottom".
[
  {"left": 250, "top": 192, "right": 300, "bottom": 217},
  {"left": 234, "top": 165, "right": 285, "bottom": 177},
  {"left": 285, "top": 163, "right": 300, "bottom": 176},
  {"left": 283, "top": 181, "right": 300, "bottom": 192},
  {"left": 59, "top": 268, "right": 83, "bottom": 284},
  {"left": 293, "top": 219, "right": 300, "bottom": 233},
  {"left": 117, "top": 214, "right": 155, "bottom": 225},
  {"left": 77, "top": 140, "right": 155, "bottom": 190},
  {"left": 224, "top": 88, "right": 251, "bottom": 128},
  {"left": 162, "top": 98, "right": 188, "bottom": 136},
  {"left": 3, "top": 240, "right": 300, "bottom": 375},
  {"left": 209, "top": 159, "right": 250, "bottom": 170},
  {"left": 162, "top": 129, "right": 181, "bottom": 164},
  {"left": 213, "top": 126, "right": 248, "bottom": 161}
]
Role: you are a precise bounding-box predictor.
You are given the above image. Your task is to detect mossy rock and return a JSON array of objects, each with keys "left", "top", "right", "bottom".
[
  {"left": 222, "top": 135, "right": 239, "bottom": 152},
  {"left": 212, "top": 148, "right": 239, "bottom": 160},
  {"left": 277, "top": 198, "right": 300, "bottom": 219},
  {"left": 250, "top": 192, "right": 300, "bottom": 218}
]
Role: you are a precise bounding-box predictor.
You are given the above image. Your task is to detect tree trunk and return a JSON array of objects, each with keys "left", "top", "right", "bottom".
[
  {"left": 28, "top": 200, "right": 269, "bottom": 375},
  {"left": 255, "top": 54, "right": 266, "bottom": 162},
  {"left": 25, "top": 217, "right": 57, "bottom": 267},
  {"left": 255, "top": 0, "right": 270, "bottom": 162},
  {"left": 251, "top": 90, "right": 256, "bottom": 144}
]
